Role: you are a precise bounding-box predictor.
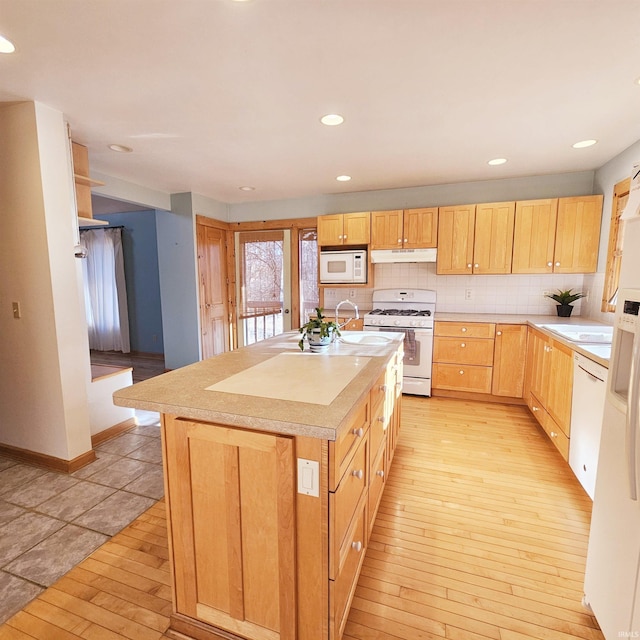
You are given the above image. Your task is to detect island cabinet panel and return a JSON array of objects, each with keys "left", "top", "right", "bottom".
[{"left": 163, "top": 417, "right": 296, "bottom": 640}]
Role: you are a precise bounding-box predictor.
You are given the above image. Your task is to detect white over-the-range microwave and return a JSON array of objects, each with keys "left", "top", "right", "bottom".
[{"left": 319, "top": 250, "right": 367, "bottom": 284}]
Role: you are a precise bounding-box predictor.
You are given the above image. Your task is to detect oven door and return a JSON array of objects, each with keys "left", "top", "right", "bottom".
[{"left": 365, "top": 325, "right": 433, "bottom": 395}]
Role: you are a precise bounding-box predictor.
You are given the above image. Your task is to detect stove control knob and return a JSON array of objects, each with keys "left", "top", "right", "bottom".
[
  {"left": 410, "top": 320, "right": 417, "bottom": 327},
  {"left": 394, "top": 320, "right": 401, "bottom": 326}
]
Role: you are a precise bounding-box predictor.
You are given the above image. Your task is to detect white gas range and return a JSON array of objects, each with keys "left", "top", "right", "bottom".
[{"left": 364, "top": 288, "right": 436, "bottom": 397}]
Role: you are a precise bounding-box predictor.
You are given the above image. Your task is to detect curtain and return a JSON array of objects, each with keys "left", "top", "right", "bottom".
[{"left": 80, "top": 227, "right": 131, "bottom": 353}]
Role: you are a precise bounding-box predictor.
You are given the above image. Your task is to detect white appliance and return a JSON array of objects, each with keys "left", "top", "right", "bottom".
[
  {"left": 570, "top": 353, "right": 608, "bottom": 499},
  {"left": 319, "top": 249, "right": 367, "bottom": 284},
  {"left": 584, "top": 232, "right": 640, "bottom": 640},
  {"left": 363, "top": 288, "right": 436, "bottom": 396},
  {"left": 370, "top": 248, "right": 437, "bottom": 263}
]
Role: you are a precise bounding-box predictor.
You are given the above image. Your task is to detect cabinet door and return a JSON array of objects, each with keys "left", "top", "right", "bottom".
[
  {"left": 529, "top": 329, "right": 550, "bottom": 406},
  {"left": 546, "top": 339, "right": 574, "bottom": 436},
  {"left": 317, "top": 214, "right": 344, "bottom": 246},
  {"left": 403, "top": 207, "right": 438, "bottom": 248},
  {"left": 554, "top": 195, "right": 603, "bottom": 273},
  {"left": 163, "top": 417, "right": 296, "bottom": 640},
  {"left": 343, "top": 212, "right": 370, "bottom": 245},
  {"left": 512, "top": 199, "right": 558, "bottom": 274},
  {"left": 371, "top": 210, "right": 403, "bottom": 250},
  {"left": 492, "top": 324, "right": 527, "bottom": 397},
  {"left": 473, "top": 201, "right": 515, "bottom": 274},
  {"left": 436, "top": 205, "right": 476, "bottom": 274}
]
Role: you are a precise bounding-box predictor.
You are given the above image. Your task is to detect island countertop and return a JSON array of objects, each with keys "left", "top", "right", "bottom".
[{"left": 113, "top": 331, "right": 404, "bottom": 441}]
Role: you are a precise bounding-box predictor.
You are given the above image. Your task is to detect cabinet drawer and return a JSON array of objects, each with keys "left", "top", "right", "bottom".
[
  {"left": 432, "top": 363, "right": 492, "bottom": 393},
  {"left": 330, "top": 499, "right": 367, "bottom": 638},
  {"left": 368, "top": 443, "right": 386, "bottom": 534},
  {"left": 329, "top": 398, "right": 369, "bottom": 491},
  {"left": 540, "top": 407, "right": 569, "bottom": 461},
  {"left": 330, "top": 431, "right": 368, "bottom": 576},
  {"left": 370, "top": 370, "right": 388, "bottom": 414},
  {"left": 435, "top": 321, "right": 496, "bottom": 339},
  {"left": 369, "top": 393, "right": 387, "bottom": 460},
  {"left": 433, "top": 336, "right": 494, "bottom": 366}
]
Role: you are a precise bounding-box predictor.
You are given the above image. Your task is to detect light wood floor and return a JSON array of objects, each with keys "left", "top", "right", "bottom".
[{"left": 0, "top": 396, "right": 602, "bottom": 640}]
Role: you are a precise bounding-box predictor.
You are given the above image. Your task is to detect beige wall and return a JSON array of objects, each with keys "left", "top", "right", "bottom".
[{"left": 0, "top": 101, "right": 92, "bottom": 460}]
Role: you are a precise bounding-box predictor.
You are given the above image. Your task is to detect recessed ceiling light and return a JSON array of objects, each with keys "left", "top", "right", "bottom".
[
  {"left": 572, "top": 139, "right": 597, "bottom": 149},
  {"left": 488, "top": 158, "right": 507, "bottom": 166},
  {"left": 239, "top": 186, "right": 255, "bottom": 191},
  {"left": 635, "top": 76, "right": 640, "bottom": 86},
  {"left": 0, "top": 35, "right": 15, "bottom": 54},
  {"left": 336, "top": 175, "right": 351, "bottom": 182},
  {"left": 320, "top": 114, "right": 344, "bottom": 126},
  {"left": 108, "top": 144, "right": 133, "bottom": 153}
]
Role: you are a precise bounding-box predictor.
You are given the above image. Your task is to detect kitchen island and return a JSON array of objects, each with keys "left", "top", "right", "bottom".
[{"left": 113, "top": 331, "right": 404, "bottom": 640}]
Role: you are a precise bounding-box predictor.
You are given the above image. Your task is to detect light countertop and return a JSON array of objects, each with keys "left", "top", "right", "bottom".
[{"left": 113, "top": 331, "right": 404, "bottom": 441}]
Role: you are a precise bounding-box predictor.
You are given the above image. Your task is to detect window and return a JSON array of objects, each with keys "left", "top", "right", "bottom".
[
  {"left": 299, "top": 228, "right": 319, "bottom": 325},
  {"left": 602, "top": 177, "right": 631, "bottom": 312}
]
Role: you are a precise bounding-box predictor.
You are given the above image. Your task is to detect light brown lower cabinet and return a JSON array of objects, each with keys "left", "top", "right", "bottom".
[
  {"left": 524, "top": 327, "right": 573, "bottom": 460},
  {"left": 161, "top": 349, "right": 402, "bottom": 640},
  {"left": 432, "top": 321, "right": 528, "bottom": 400}
]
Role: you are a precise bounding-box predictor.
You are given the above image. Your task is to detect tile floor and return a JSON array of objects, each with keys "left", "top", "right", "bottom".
[{"left": 0, "top": 409, "right": 163, "bottom": 624}]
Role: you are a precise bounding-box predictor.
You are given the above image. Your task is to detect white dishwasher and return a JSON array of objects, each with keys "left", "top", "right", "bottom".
[{"left": 569, "top": 353, "right": 608, "bottom": 499}]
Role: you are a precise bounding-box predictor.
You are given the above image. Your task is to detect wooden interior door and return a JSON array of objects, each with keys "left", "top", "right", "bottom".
[
  {"left": 197, "top": 221, "right": 229, "bottom": 359},
  {"left": 164, "top": 416, "right": 296, "bottom": 640}
]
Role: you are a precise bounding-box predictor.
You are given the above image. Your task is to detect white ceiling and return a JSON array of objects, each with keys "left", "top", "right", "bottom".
[{"left": 1, "top": 0, "right": 640, "bottom": 205}]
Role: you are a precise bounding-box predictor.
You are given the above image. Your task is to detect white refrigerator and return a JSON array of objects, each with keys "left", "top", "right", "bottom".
[{"left": 584, "top": 174, "right": 640, "bottom": 639}]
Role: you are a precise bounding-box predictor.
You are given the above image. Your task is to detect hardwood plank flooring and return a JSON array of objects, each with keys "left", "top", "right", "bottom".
[{"left": 0, "top": 396, "right": 602, "bottom": 640}]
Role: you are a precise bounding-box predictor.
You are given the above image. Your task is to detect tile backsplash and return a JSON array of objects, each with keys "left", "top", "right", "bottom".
[{"left": 324, "top": 262, "right": 599, "bottom": 317}]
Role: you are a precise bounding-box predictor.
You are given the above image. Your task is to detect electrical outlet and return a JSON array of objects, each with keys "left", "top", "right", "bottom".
[
  {"left": 465, "top": 289, "right": 473, "bottom": 300},
  {"left": 349, "top": 289, "right": 356, "bottom": 299}
]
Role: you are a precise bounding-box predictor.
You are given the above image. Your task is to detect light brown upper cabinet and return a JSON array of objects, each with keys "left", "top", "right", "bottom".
[
  {"left": 72, "top": 141, "right": 105, "bottom": 221},
  {"left": 512, "top": 195, "right": 603, "bottom": 274},
  {"left": 554, "top": 195, "right": 603, "bottom": 273},
  {"left": 437, "top": 202, "right": 515, "bottom": 275},
  {"left": 370, "top": 207, "right": 438, "bottom": 250},
  {"left": 317, "top": 212, "right": 370, "bottom": 246}
]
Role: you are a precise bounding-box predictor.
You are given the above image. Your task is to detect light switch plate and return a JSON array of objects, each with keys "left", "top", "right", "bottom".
[{"left": 297, "top": 458, "right": 319, "bottom": 497}]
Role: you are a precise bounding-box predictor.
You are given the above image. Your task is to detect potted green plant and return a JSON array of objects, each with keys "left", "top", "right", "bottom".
[
  {"left": 298, "top": 307, "right": 341, "bottom": 352},
  {"left": 545, "top": 288, "right": 585, "bottom": 317}
]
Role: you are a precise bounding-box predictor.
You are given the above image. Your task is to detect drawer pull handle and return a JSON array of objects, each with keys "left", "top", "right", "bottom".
[
  {"left": 352, "top": 428, "right": 364, "bottom": 438},
  {"left": 547, "top": 261, "right": 553, "bottom": 267},
  {"left": 376, "top": 470, "right": 385, "bottom": 478},
  {"left": 352, "top": 469, "right": 364, "bottom": 480},
  {"left": 555, "top": 261, "right": 560, "bottom": 267},
  {"left": 352, "top": 540, "right": 363, "bottom": 552},
  {"left": 550, "top": 431, "right": 558, "bottom": 438},
  {"left": 380, "top": 384, "right": 388, "bottom": 392},
  {"left": 474, "top": 263, "right": 479, "bottom": 268},
  {"left": 461, "top": 342, "right": 466, "bottom": 348},
  {"left": 467, "top": 263, "right": 472, "bottom": 269},
  {"left": 497, "top": 331, "right": 502, "bottom": 336},
  {"left": 532, "top": 406, "right": 539, "bottom": 412},
  {"left": 377, "top": 416, "right": 385, "bottom": 423},
  {"left": 461, "top": 327, "right": 467, "bottom": 332},
  {"left": 459, "top": 370, "right": 464, "bottom": 375}
]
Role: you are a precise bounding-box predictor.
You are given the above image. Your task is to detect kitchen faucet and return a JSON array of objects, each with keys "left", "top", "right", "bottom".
[{"left": 335, "top": 299, "right": 359, "bottom": 329}]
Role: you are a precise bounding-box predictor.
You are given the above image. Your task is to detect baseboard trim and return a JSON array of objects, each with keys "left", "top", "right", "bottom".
[
  {"left": 91, "top": 417, "right": 137, "bottom": 447},
  {"left": 0, "top": 443, "right": 97, "bottom": 474},
  {"left": 431, "top": 388, "right": 526, "bottom": 405}
]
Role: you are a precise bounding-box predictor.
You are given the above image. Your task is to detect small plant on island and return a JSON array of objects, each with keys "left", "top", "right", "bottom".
[{"left": 298, "top": 307, "right": 341, "bottom": 351}]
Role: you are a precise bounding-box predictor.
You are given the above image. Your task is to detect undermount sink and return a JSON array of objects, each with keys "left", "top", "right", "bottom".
[
  {"left": 339, "top": 332, "right": 392, "bottom": 345},
  {"left": 539, "top": 324, "right": 613, "bottom": 344}
]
